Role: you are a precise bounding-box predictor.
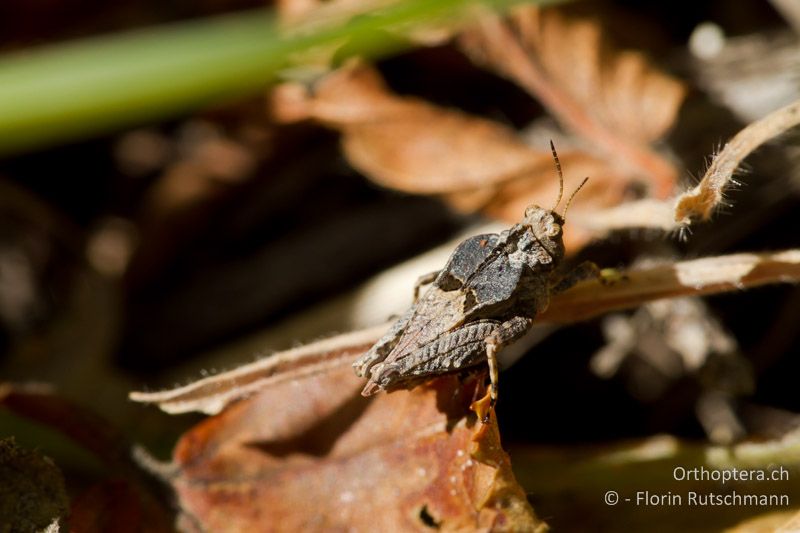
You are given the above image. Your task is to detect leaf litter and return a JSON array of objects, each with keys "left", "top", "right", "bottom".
[
  {"left": 168, "top": 367, "right": 544, "bottom": 532},
  {"left": 4, "top": 2, "right": 800, "bottom": 531},
  {"left": 130, "top": 247, "right": 800, "bottom": 531},
  {"left": 140, "top": 5, "right": 800, "bottom": 528},
  {"left": 271, "top": 4, "right": 692, "bottom": 250}
]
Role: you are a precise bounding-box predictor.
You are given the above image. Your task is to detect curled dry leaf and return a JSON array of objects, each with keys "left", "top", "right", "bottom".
[
  {"left": 674, "top": 98, "right": 800, "bottom": 225},
  {"left": 459, "top": 5, "right": 686, "bottom": 198},
  {"left": 272, "top": 63, "right": 549, "bottom": 194},
  {"left": 131, "top": 249, "right": 800, "bottom": 415},
  {"left": 271, "top": 63, "right": 635, "bottom": 249},
  {"left": 130, "top": 325, "right": 385, "bottom": 415},
  {"left": 272, "top": 5, "right": 693, "bottom": 246},
  {"left": 169, "top": 364, "right": 544, "bottom": 532},
  {"left": 473, "top": 155, "right": 630, "bottom": 250},
  {"left": 583, "top": 97, "right": 800, "bottom": 233},
  {"left": 538, "top": 250, "right": 800, "bottom": 324}
]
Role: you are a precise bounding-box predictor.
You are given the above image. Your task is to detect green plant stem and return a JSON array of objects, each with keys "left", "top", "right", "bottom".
[{"left": 0, "top": 0, "right": 531, "bottom": 156}]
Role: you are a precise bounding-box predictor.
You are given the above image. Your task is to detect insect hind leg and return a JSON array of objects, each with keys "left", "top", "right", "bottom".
[
  {"left": 365, "top": 320, "right": 499, "bottom": 392},
  {"left": 483, "top": 316, "right": 534, "bottom": 421}
]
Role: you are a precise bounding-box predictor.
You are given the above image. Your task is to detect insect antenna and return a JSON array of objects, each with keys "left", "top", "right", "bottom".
[
  {"left": 549, "top": 140, "right": 564, "bottom": 212},
  {"left": 562, "top": 177, "right": 589, "bottom": 220}
]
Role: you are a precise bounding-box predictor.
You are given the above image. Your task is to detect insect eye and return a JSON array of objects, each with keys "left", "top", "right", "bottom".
[{"left": 547, "top": 223, "right": 561, "bottom": 237}]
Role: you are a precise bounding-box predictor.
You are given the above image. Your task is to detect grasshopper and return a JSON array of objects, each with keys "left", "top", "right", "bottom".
[{"left": 354, "top": 142, "right": 598, "bottom": 415}]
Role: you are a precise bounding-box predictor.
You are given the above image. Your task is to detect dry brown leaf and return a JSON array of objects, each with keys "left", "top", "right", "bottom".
[
  {"left": 568, "top": 90, "right": 800, "bottom": 234},
  {"left": 270, "top": 63, "right": 635, "bottom": 250},
  {"left": 272, "top": 63, "right": 551, "bottom": 194},
  {"left": 130, "top": 325, "right": 383, "bottom": 415},
  {"left": 132, "top": 249, "right": 800, "bottom": 415},
  {"left": 459, "top": 6, "right": 686, "bottom": 198},
  {"left": 169, "top": 365, "right": 545, "bottom": 532},
  {"left": 271, "top": 63, "right": 625, "bottom": 197},
  {"left": 540, "top": 250, "right": 800, "bottom": 323},
  {"left": 472, "top": 153, "right": 630, "bottom": 249}
]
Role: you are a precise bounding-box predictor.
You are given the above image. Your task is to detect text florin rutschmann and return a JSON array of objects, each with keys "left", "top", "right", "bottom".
[
  {"left": 634, "top": 490, "right": 789, "bottom": 507},
  {"left": 603, "top": 465, "right": 792, "bottom": 508}
]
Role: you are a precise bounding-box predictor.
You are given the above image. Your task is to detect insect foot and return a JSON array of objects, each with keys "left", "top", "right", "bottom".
[{"left": 353, "top": 141, "right": 594, "bottom": 422}]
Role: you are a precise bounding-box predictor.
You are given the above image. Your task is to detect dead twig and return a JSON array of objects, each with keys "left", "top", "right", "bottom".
[
  {"left": 131, "top": 249, "right": 800, "bottom": 415},
  {"left": 675, "top": 99, "right": 800, "bottom": 225}
]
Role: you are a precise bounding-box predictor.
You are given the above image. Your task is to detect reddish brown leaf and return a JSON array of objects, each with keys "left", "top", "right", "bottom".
[
  {"left": 467, "top": 152, "right": 630, "bottom": 250},
  {"left": 70, "top": 480, "right": 151, "bottom": 533},
  {"left": 270, "top": 63, "right": 637, "bottom": 249},
  {"left": 171, "top": 364, "right": 544, "bottom": 532},
  {"left": 272, "top": 63, "right": 550, "bottom": 195},
  {"left": 459, "top": 6, "right": 686, "bottom": 198}
]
